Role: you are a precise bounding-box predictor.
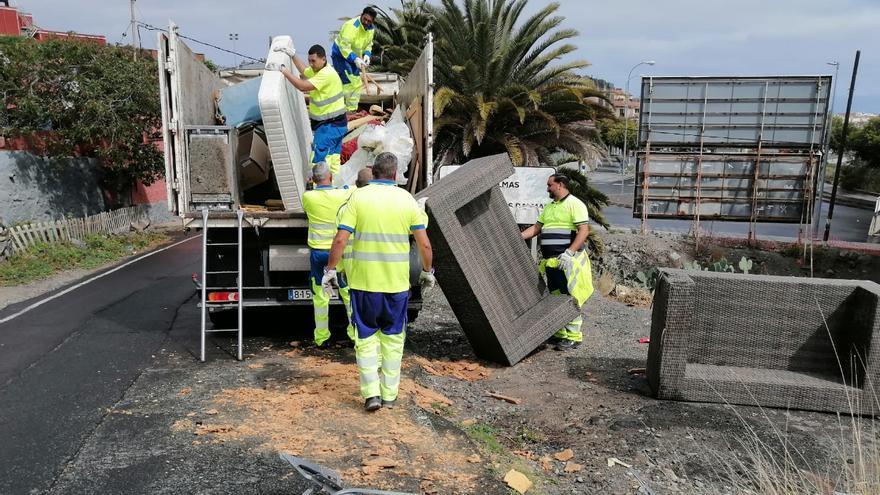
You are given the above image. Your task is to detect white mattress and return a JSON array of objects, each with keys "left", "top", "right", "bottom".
[{"left": 258, "top": 36, "right": 313, "bottom": 212}]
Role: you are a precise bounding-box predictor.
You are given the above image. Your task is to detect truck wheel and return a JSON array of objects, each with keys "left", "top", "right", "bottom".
[{"left": 208, "top": 309, "right": 238, "bottom": 329}]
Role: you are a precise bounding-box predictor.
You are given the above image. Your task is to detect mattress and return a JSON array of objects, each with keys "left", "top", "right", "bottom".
[{"left": 258, "top": 36, "right": 313, "bottom": 212}]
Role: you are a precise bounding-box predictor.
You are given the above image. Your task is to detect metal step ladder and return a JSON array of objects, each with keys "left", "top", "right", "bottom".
[{"left": 200, "top": 208, "right": 244, "bottom": 361}]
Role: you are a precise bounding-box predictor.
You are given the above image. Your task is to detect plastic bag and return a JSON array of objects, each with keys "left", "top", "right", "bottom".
[{"left": 354, "top": 107, "right": 414, "bottom": 185}]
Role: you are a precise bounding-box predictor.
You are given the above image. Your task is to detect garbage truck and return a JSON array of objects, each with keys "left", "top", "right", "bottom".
[{"left": 156, "top": 23, "right": 434, "bottom": 359}]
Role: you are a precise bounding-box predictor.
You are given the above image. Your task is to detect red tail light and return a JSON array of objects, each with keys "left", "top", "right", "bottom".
[{"left": 207, "top": 292, "right": 239, "bottom": 302}]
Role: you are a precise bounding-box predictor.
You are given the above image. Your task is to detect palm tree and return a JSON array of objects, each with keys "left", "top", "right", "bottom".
[
  {"left": 430, "top": 0, "right": 614, "bottom": 167},
  {"left": 371, "top": 1, "right": 434, "bottom": 75}
]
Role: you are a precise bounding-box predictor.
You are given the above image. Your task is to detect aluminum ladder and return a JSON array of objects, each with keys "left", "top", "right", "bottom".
[{"left": 200, "top": 208, "right": 244, "bottom": 361}]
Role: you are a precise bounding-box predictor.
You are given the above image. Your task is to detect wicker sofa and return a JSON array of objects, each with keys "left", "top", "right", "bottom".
[
  {"left": 647, "top": 269, "right": 880, "bottom": 415},
  {"left": 416, "top": 154, "right": 581, "bottom": 365}
]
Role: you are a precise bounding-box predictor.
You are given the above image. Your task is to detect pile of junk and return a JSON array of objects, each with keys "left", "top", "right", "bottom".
[{"left": 213, "top": 61, "right": 416, "bottom": 213}]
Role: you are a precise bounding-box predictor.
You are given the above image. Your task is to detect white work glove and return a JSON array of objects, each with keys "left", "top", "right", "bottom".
[
  {"left": 557, "top": 249, "right": 575, "bottom": 274},
  {"left": 419, "top": 268, "right": 436, "bottom": 291},
  {"left": 355, "top": 57, "right": 366, "bottom": 70},
  {"left": 264, "top": 62, "right": 286, "bottom": 72},
  {"left": 363, "top": 55, "right": 371, "bottom": 66},
  {"left": 321, "top": 268, "right": 338, "bottom": 296},
  {"left": 273, "top": 46, "right": 296, "bottom": 58}
]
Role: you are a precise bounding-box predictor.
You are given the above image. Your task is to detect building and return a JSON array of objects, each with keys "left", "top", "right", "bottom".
[
  {"left": 609, "top": 87, "right": 640, "bottom": 120},
  {"left": 0, "top": 1, "right": 106, "bottom": 44}
]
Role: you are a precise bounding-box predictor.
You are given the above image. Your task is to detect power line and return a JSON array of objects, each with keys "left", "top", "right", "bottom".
[{"left": 136, "top": 22, "right": 265, "bottom": 63}]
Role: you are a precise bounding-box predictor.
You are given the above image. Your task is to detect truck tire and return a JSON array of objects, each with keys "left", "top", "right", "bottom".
[{"left": 208, "top": 309, "right": 237, "bottom": 329}]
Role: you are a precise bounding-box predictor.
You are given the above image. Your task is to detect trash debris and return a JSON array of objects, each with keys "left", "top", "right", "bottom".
[
  {"left": 487, "top": 392, "right": 522, "bottom": 405},
  {"left": 564, "top": 462, "right": 583, "bottom": 473},
  {"left": 638, "top": 337, "right": 650, "bottom": 344},
  {"left": 628, "top": 367, "right": 647, "bottom": 375},
  {"left": 553, "top": 448, "right": 575, "bottom": 462},
  {"left": 503, "top": 469, "right": 533, "bottom": 494},
  {"left": 607, "top": 457, "right": 632, "bottom": 468}
]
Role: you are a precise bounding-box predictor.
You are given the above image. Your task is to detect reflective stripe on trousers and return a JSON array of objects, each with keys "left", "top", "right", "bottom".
[{"left": 355, "top": 331, "right": 405, "bottom": 400}]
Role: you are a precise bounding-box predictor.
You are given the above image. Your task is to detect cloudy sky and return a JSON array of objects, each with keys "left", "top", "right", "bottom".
[{"left": 17, "top": 0, "right": 880, "bottom": 112}]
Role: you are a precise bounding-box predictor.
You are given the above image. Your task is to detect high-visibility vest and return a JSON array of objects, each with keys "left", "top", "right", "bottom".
[
  {"left": 540, "top": 250, "right": 594, "bottom": 307},
  {"left": 333, "top": 16, "right": 375, "bottom": 64},
  {"left": 302, "top": 64, "right": 346, "bottom": 123},
  {"left": 302, "top": 186, "right": 353, "bottom": 250},
  {"left": 538, "top": 194, "right": 589, "bottom": 257},
  {"left": 337, "top": 180, "right": 426, "bottom": 293}
]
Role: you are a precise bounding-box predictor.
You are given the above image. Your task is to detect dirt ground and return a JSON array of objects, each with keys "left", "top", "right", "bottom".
[{"left": 139, "top": 230, "right": 880, "bottom": 495}]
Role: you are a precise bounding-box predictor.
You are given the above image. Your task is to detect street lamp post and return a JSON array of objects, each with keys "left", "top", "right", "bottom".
[
  {"left": 621, "top": 60, "right": 655, "bottom": 182},
  {"left": 229, "top": 33, "right": 239, "bottom": 68},
  {"left": 812, "top": 61, "right": 840, "bottom": 238}
]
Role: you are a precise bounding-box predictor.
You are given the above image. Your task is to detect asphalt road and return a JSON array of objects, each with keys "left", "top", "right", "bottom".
[
  {"left": 590, "top": 168, "right": 874, "bottom": 242},
  {"left": 0, "top": 234, "right": 205, "bottom": 494}
]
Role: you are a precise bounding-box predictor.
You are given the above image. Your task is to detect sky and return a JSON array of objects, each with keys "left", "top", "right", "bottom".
[{"left": 15, "top": 0, "right": 880, "bottom": 113}]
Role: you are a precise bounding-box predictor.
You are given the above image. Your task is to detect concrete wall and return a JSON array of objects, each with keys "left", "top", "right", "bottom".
[{"left": 0, "top": 151, "right": 106, "bottom": 224}]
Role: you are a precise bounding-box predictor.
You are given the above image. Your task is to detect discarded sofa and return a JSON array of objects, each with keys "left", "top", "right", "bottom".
[
  {"left": 416, "top": 154, "right": 581, "bottom": 365},
  {"left": 647, "top": 269, "right": 880, "bottom": 415}
]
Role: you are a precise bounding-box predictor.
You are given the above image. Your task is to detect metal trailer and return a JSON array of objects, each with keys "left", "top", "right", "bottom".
[{"left": 157, "top": 23, "right": 434, "bottom": 359}]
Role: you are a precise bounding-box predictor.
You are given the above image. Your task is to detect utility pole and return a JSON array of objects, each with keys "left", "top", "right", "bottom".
[
  {"left": 812, "top": 61, "right": 840, "bottom": 238},
  {"left": 823, "top": 50, "right": 860, "bottom": 242},
  {"left": 129, "top": 0, "right": 139, "bottom": 59},
  {"left": 229, "top": 33, "right": 239, "bottom": 68}
]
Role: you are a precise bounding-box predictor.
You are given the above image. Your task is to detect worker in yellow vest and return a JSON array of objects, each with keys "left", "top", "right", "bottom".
[
  {"left": 521, "top": 173, "right": 593, "bottom": 351},
  {"left": 302, "top": 163, "right": 354, "bottom": 346},
  {"left": 331, "top": 6, "right": 376, "bottom": 112},
  {"left": 274, "top": 44, "right": 347, "bottom": 175},
  {"left": 322, "top": 152, "right": 435, "bottom": 411}
]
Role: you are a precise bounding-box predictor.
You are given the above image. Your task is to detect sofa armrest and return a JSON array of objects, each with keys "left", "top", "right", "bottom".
[{"left": 647, "top": 269, "right": 695, "bottom": 398}]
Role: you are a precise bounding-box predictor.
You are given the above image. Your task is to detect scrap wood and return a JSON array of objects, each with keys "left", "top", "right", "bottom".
[
  {"left": 360, "top": 70, "right": 382, "bottom": 95},
  {"left": 607, "top": 457, "right": 632, "bottom": 469},
  {"left": 343, "top": 124, "right": 369, "bottom": 143},
  {"left": 487, "top": 392, "right": 521, "bottom": 405},
  {"left": 347, "top": 115, "right": 382, "bottom": 131},
  {"left": 628, "top": 367, "right": 646, "bottom": 375},
  {"left": 369, "top": 105, "right": 387, "bottom": 116},
  {"left": 503, "top": 469, "right": 532, "bottom": 494}
]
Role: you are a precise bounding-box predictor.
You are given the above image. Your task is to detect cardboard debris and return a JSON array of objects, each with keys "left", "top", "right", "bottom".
[
  {"left": 564, "top": 462, "right": 583, "bottom": 473},
  {"left": 539, "top": 455, "right": 554, "bottom": 472},
  {"left": 503, "top": 469, "right": 532, "bottom": 494},
  {"left": 553, "top": 448, "right": 575, "bottom": 462}
]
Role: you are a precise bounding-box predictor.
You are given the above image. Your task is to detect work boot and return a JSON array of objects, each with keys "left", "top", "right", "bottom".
[
  {"left": 554, "top": 339, "right": 581, "bottom": 351},
  {"left": 381, "top": 399, "right": 396, "bottom": 409},
  {"left": 545, "top": 336, "right": 563, "bottom": 347},
  {"left": 364, "top": 396, "right": 382, "bottom": 411}
]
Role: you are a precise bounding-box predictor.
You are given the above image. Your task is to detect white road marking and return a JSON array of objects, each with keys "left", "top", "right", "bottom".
[{"left": 0, "top": 234, "right": 201, "bottom": 325}]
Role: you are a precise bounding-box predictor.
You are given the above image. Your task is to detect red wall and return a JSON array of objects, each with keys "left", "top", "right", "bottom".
[{"left": 0, "top": 7, "right": 19, "bottom": 35}]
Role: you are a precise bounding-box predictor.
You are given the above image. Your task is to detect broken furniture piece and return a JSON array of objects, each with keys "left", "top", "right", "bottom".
[
  {"left": 416, "top": 154, "right": 581, "bottom": 366},
  {"left": 647, "top": 269, "right": 880, "bottom": 415}
]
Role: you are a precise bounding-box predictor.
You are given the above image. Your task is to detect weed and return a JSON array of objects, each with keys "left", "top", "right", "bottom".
[
  {"left": 431, "top": 402, "right": 454, "bottom": 417},
  {"left": 466, "top": 423, "right": 505, "bottom": 455},
  {"left": 0, "top": 232, "right": 167, "bottom": 285}
]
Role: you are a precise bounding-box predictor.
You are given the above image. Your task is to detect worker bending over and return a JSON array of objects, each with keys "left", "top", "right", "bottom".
[
  {"left": 274, "top": 45, "right": 348, "bottom": 175},
  {"left": 521, "top": 173, "right": 594, "bottom": 351},
  {"left": 302, "top": 163, "right": 354, "bottom": 345},
  {"left": 322, "top": 152, "right": 435, "bottom": 411},
  {"left": 331, "top": 6, "right": 376, "bottom": 112}
]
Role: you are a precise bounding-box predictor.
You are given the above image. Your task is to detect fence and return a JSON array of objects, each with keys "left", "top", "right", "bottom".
[{"left": 1, "top": 205, "right": 149, "bottom": 256}]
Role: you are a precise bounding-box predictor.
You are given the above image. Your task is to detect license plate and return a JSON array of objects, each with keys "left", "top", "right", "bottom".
[{"left": 288, "top": 289, "right": 339, "bottom": 301}]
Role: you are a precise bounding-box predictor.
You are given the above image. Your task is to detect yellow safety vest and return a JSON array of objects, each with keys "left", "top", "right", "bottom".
[
  {"left": 337, "top": 180, "right": 426, "bottom": 293},
  {"left": 302, "top": 186, "right": 353, "bottom": 250},
  {"left": 333, "top": 16, "right": 375, "bottom": 63},
  {"left": 540, "top": 250, "right": 594, "bottom": 307},
  {"left": 303, "top": 64, "right": 346, "bottom": 122},
  {"left": 538, "top": 194, "right": 589, "bottom": 257}
]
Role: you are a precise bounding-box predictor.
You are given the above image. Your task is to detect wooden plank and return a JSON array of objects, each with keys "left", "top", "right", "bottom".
[
  {"left": 9, "top": 226, "right": 25, "bottom": 252},
  {"left": 47, "top": 222, "right": 57, "bottom": 242}
]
